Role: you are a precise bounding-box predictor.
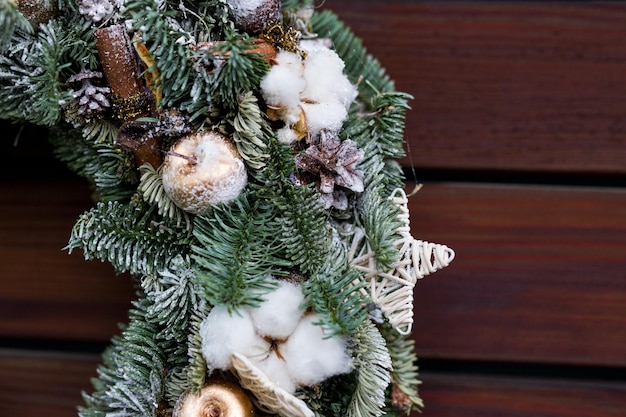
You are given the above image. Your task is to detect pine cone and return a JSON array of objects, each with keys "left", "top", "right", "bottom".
[
  {"left": 294, "top": 129, "right": 364, "bottom": 209},
  {"left": 78, "top": 0, "right": 121, "bottom": 23},
  {"left": 67, "top": 70, "right": 111, "bottom": 119}
]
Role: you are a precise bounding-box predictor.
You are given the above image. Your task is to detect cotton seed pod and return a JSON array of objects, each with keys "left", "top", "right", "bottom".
[
  {"left": 173, "top": 380, "right": 255, "bottom": 417},
  {"left": 161, "top": 131, "right": 247, "bottom": 214}
]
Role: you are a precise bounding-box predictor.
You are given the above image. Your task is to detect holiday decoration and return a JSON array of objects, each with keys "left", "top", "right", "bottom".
[
  {"left": 348, "top": 188, "right": 455, "bottom": 335},
  {"left": 1, "top": 1, "right": 454, "bottom": 417},
  {"left": 162, "top": 130, "right": 248, "bottom": 214},
  {"left": 173, "top": 379, "right": 255, "bottom": 417}
]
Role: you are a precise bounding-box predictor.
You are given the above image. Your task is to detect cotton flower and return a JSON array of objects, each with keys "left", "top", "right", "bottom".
[
  {"left": 260, "top": 44, "right": 357, "bottom": 144},
  {"left": 200, "top": 277, "right": 353, "bottom": 394}
]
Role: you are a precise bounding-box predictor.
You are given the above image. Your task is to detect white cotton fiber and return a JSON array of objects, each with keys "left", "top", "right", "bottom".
[
  {"left": 260, "top": 64, "right": 305, "bottom": 109},
  {"left": 276, "top": 126, "right": 298, "bottom": 144},
  {"left": 200, "top": 306, "right": 269, "bottom": 370},
  {"left": 250, "top": 351, "right": 297, "bottom": 394},
  {"left": 281, "top": 314, "right": 353, "bottom": 386},
  {"left": 302, "top": 100, "right": 348, "bottom": 137},
  {"left": 301, "top": 48, "right": 347, "bottom": 103},
  {"left": 250, "top": 279, "right": 305, "bottom": 339},
  {"left": 275, "top": 50, "right": 304, "bottom": 73}
]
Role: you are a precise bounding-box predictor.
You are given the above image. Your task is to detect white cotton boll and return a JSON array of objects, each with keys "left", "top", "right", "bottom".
[
  {"left": 302, "top": 100, "right": 348, "bottom": 136},
  {"left": 250, "top": 279, "right": 305, "bottom": 339},
  {"left": 281, "top": 314, "right": 353, "bottom": 386},
  {"left": 333, "top": 76, "right": 358, "bottom": 109},
  {"left": 301, "top": 48, "right": 350, "bottom": 103},
  {"left": 283, "top": 106, "right": 303, "bottom": 125},
  {"left": 260, "top": 64, "right": 305, "bottom": 109},
  {"left": 251, "top": 351, "right": 297, "bottom": 394},
  {"left": 275, "top": 51, "right": 304, "bottom": 74},
  {"left": 200, "top": 306, "right": 269, "bottom": 371},
  {"left": 277, "top": 126, "right": 298, "bottom": 144}
]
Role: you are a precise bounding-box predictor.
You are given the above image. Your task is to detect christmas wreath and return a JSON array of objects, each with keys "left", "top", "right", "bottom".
[{"left": 1, "top": 1, "right": 454, "bottom": 416}]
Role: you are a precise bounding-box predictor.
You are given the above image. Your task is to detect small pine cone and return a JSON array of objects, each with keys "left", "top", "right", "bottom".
[
  {"left": 294, "top": 129, "right": 364, "bottom": 208},
  {"left": 78, "top": 0, "right": 121, "bottom": 23},
  {"left": 67, "top": 70, "right": 111, "bottom": 119}
]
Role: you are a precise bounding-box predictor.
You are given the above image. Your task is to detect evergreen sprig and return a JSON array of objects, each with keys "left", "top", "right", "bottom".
[
  {"left": 0, "top": 20, "right": 69, "bottom": 125},
  {"left": 50, "top": 127, "right": 137, "bottom": 201},
  {"left": 0, "top": 0, "right": 32, "bottom": 50},
  {"left": 191, "top": 194, "right": 289, "bottom": 311},
  {"left": 346, "top": 321, "right": 393, "bottom": 417},
  {"left": 302, "top": 236, "right": 369, "bottom": 337},
  {"left": 68, "top": 200, "right": 192, "bottom": 277},
  {"left": 356, "top": 182, "right": 403, "bottom": 273},
  {"left": 253, "top": 137, "right": 334, "bottom": 276},
  {"left": 138, "top": 163, "right": 192, "bottom": 229},
  {"left": 164, "top": 300, "right": 210, "bottom": 402},
  {"left": 125, "top": 0, "right": 195, "bottom": 110},
  {"left": 381, "top": 324, "right": 424, "bottom": 413},
  {"left": 210, "top": 32, "right": 270, "bottom": 109},
  {"left": 79, "top": 299, "right": 167, "bottom": 417},
  {"left": 230, "top": 91, "right": 272, "bottom": 174}
]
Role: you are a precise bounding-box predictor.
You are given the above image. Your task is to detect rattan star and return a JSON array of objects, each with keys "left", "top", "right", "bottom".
[{"left": 348, "top": 188, "right": 455, "bottom": 335}]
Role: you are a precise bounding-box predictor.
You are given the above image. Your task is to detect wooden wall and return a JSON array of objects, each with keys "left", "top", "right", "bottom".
[{"left": 2, "top": 2, "right": 626, "bottom": 416}]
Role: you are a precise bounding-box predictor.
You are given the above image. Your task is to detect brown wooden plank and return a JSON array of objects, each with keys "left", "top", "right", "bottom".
[
  {"left": 408, "top": 183, "right": 626, "bottom": 367},
  {"left": 418, "top": 372, "right": 626, "bottom": 417},
  {"left": 0, "top": 179, "right": 135, "bottom": 342},
  {"left": 0, "top": 349, "right": 99, "bottom": 417},
  {"left": 2, "top": 349, "right": 625, "bottom": 417},
  {"left": 3, "top": 179, "right": 625, "bottom": 367},
  {"left": 325, "top": 2, "right": 626, "bottom": 174}
]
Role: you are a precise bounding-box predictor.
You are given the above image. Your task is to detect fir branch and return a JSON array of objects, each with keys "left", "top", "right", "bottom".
[
  {"left": 346, "top": 321, "right": 393, "bottom": 417},
  {"left": 301, "top": 237, "right": 369, "bottom": 337},
  {"left": 191, "top": 194, "right": 289, "bottom": 311},
  {"left": 81, "top": 119, "right": 119, "bottom": 144},
  {"left": 125, "top": 0, "right": 195, "bottom": 110},
  {"left": 230, "top": 90, "right": 271, "bottom": 174},
  {"left": 0, "top": 0, "right": 32, "bottom": 50},
  {"left": 138, "top": 163, "right": 192, "bottom": 230},
  {"left": 356, "top": 182, "right": 403, "bottom": 273},
  {"left": 0, "top": 21, "right": 69, "bottom": 125},
  {"left": 164, "top": 299, "right": 210, "bottom": 403},
  {"left": 252, "top": 137, "right": 335, "bottom": 275},
  {"left": 49, "top": 127, "right": 137, "bottom": 201},
  {"left": 210, "top": 32, "right": 270, "bottom": 109},
  {"left": 381, "top": 325, "right": 423, "bottom": 413},
  {"left": 79, "top": 299, "right": 167, "bottom": 417},
  {"left": 271, "top": 182, "right": 332, "bottom": 275},
  {"left": 68, "top": 200, "right": 192, "bottom": 277}
]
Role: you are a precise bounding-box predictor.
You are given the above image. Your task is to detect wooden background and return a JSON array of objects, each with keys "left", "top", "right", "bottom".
[{"left": 2, "top": 2, "right": 626, "bottom": 416}]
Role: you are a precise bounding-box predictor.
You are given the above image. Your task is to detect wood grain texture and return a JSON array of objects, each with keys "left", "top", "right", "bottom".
[
  {"left": 2, "top": 349, "right": 625, "bottom": 417},
  {"left": 325, "top": 2, "right": 626, "bottom": 174},
  {"left": 409, "top": 183, "right": 626, "bottom": 367},
  {"left": 2, "top": 178, "right": 625, "bottom": 368},
  {"left": 418, "top": 372, "right": 626, "bottom": 417},
  {"left": 0, "top": 180, "right": 135, "bottom": 341},
  {"left": 0, "top": 159, "right": 135, "bottom": 343},
  {"left": 0, "top": 349, "right": 98, "bottom": 417}
]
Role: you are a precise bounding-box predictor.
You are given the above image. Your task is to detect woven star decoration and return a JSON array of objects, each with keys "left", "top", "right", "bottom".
[{"left": 348, "top": 188, "right": 455, "bottom": 335}]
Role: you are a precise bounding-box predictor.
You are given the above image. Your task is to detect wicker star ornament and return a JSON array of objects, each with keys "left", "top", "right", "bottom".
[{"left": 348, "top": 188, "right": 455, "bottom": 335}]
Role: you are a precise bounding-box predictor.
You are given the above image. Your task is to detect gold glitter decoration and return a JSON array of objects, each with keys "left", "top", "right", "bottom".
[
  {"left": 111, "top": 92, "right": 154, "bottom": 122},
  {"left": 260, "top": 22, "right": 305, "bottom": 59},
  {"left": 133, "top": 35, "right": 163, "bottom": 105}
]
